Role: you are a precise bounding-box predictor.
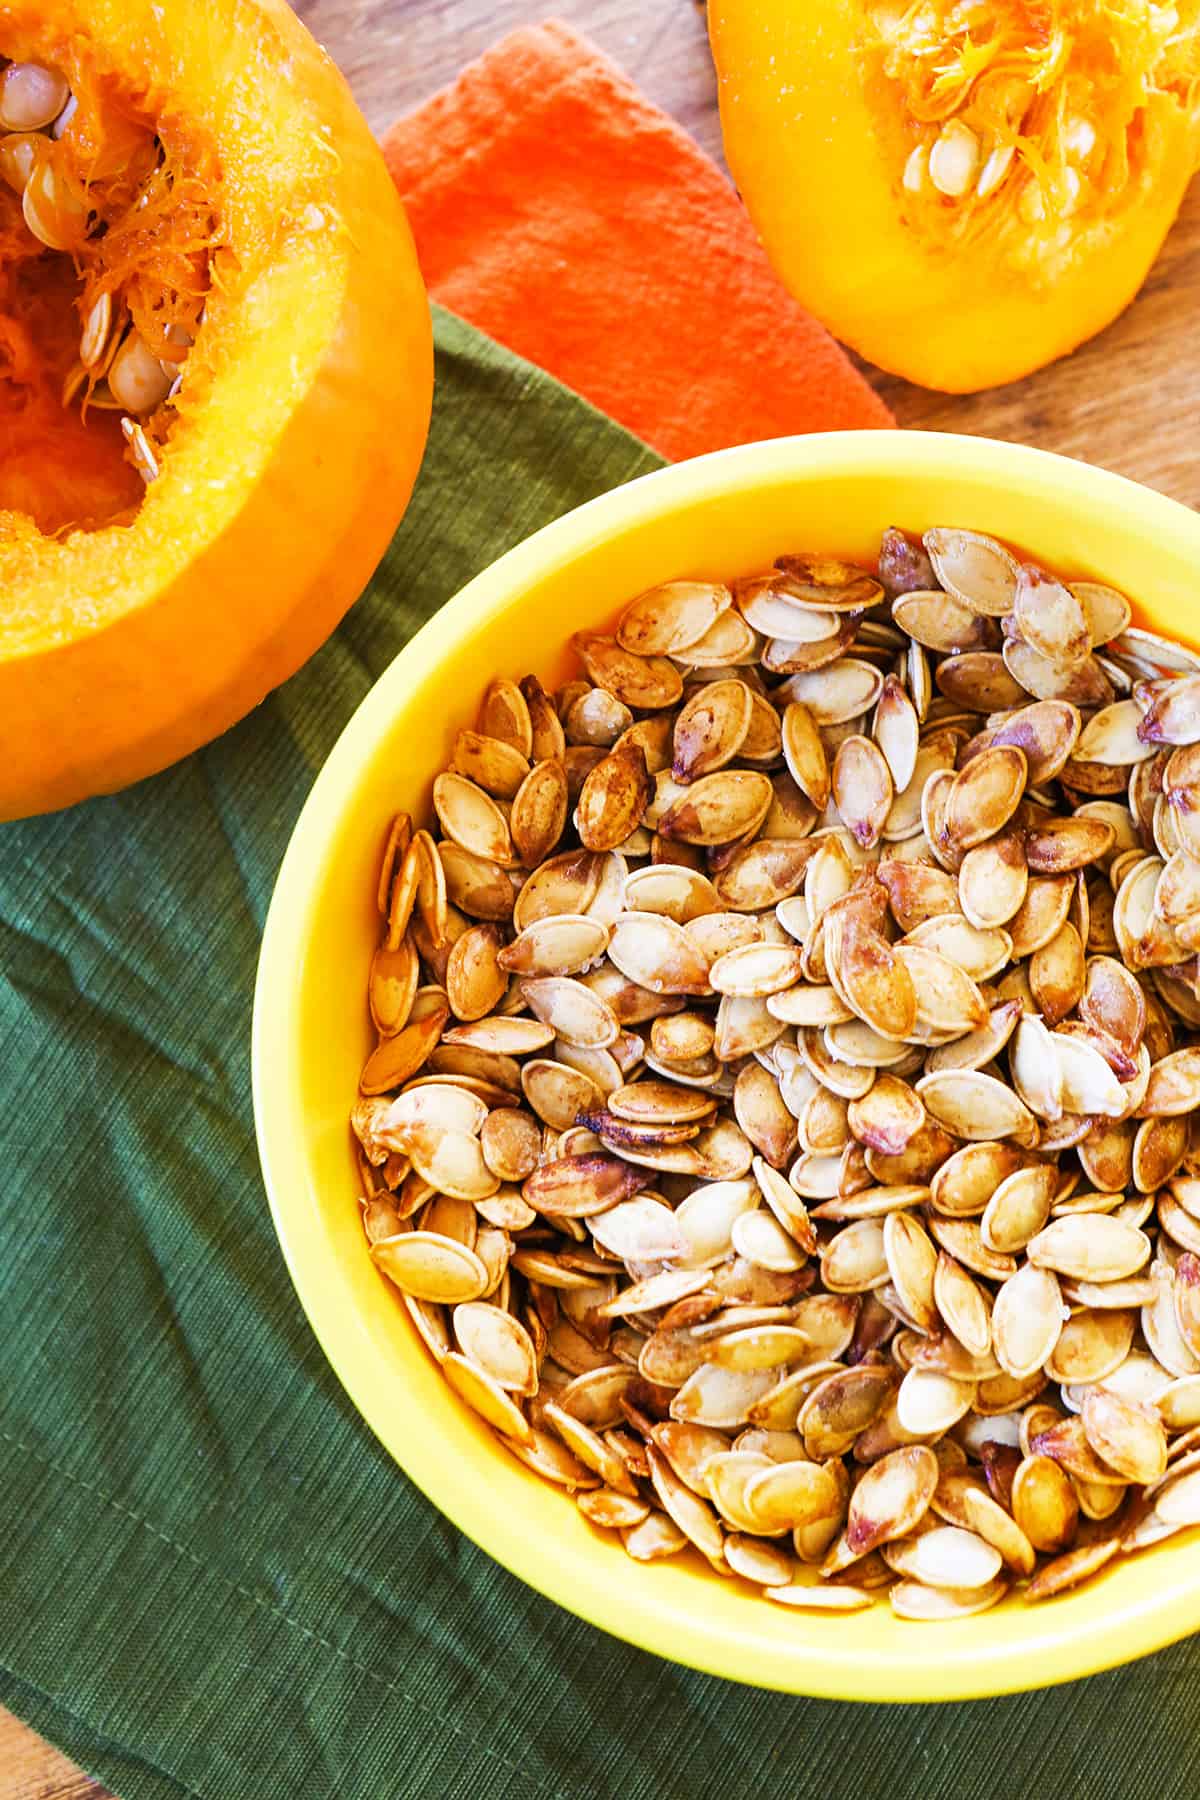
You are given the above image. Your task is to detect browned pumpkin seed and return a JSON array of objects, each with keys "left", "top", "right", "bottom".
[
  {"left": 957, "top": 833, "right": 1029, "bottom": 932},
  {"left": 1030, "top": 1414, "right": 1130, "bottom": 1487},
  {"left": 620, "top": 1510, "right": 689, "bottom": 1560},
  {"left": 369, "top": 938, "right": 419, "bottom": 1038},
  {"left": 743, "top": 1458, "right": 842, "bottom": 1533},
  {"left": 1012, "top": 564, "right": 1091, "bottom": 669},
  {"left": 902, "top": 913, "right": 1012, "bottom": 981},
  {"left": 576, "top": 742, "right": 652, "bottom": 853},
  {"left": 821, "top": 1218, "right": 889, "bottom": 1292},
  {"left": 770, "top": 1582, "right": 873, "bottom": 1611},
  {"left": 883, "top": 1209, "right": 938, "bottom": 1332},
  {"left": 936, "top": 652, "right": 1027, "bottom": 713},
  {"left": 991, "top": 1264, "right": 1064, "bottom": 1379},
  {"left": 710, "top": 940, "right": 806, "bottom": 999},
  {"left": 371, "top": 1232, "right": 490, "bottom": 1305},
  {"left": 827, "top": 733, "right": 893, "bottom": 851},
  {"left": 934, "top": 1252, "right": 992, "bottom": 1357},
  {"left": 1027, "top": 1215, "right": 1150, "bottom": 1282},
  {"left": 658, "top": 770, "right": 773, "bottom": 846},
  {"left": 533, "top": 1404, "right": 632, "bottom": 1498},
  {"left": 892, "top": 589, "right": 993, "bottom": 654},
  {"left": 672, "top": 679, "right": 753, "bottom": 782},
  {"left": 798, "top": 1365, "right": 894, "bottom": 1459},
  {"left": 617, "top": 580, "right": 732, "bottom": 655},
  {"left": 916, "top": 1069, "right": 1037, "bottom": 1146},
  {"left": 677, "top": 608, "right": 759, "bottom": 668},
  {"left": 1138, "top": 674, "right": 1200, "bottom": 745},
  {"left": 896, "top": 1368, "right": 977, "bottom": 1434},
  {"left": 879, "top": 527, "right": 936, "bottom": 596},
  {"left": 377, "top": 812, "right": 413, "bottom": 920},
  {"left": 453, "top": 1303, "right": 538, "bottom": 1395},
  {"left": 762, "top": 617, "right": 860, "bottom": 675},
  {"left": 774, "top": 552, "right": 882, "bottom": 611},
  {"left": 736, "top": 574, "right": 838, "bottom": 640},
  {"left": 974, "top": 700, "right": 1082, "bottom": 787},
  {"left": 1010, "top": 1453, "right": 1079, "bottom": 1554},
  {"left": 783, "top": 659, "right": 885, "bottom": 725},
  {"left": 1137, "top": 1046, "right": 1200, "bottom": 1116},
  {"left": 980, "top": 1165, "right": 1058, "bottom": 1256},
  {"left": 511, "top": 675, "right": 561, "bottom": 763},
  {"left": 873, "top": 673, "right": 920, "bottom": 793},
  {"left": 507, "top": 761, "right": 569, "bottom": 869},
  {"left": 924, "top": 529, "right": 1018, "bottom": 617},
  {"left": 624, "top": 862, "right": 721, "bottom": 922},
  {"left": 1024, "top": 1536, "right": 1120, "bottom": 1601},
  {"left": 1075, "top": 699, "right": 1159, "bottom": 766},
  {"left": 884, "top": 1525, "right": 1002, "bottom": 1590},
  {"left": 477, "top": 676, "right": 533, "bottom": 754},
  {"left": 451, "top": 729, "right": 531, "bottom": 800},
  {"left": 360, "top": 1001, "right": 450, "bottom": 1096},
  {"left": 847, "top": 1075, "right": 925, "bottom": 1158},
  {"left": 433, "top": 772, "right": 516, "bottom": 866},
  {"left": 574, "top": 632, "right": 683, "bottom": 711},
  {"left": 716, "top": 840, "right": 818, "bottom": 913},
  {"left": 1025, "top": 815, "right": 1117, "bottom": 875},
  {"left": 929, "top": 1142, "right": 1023, "bottom": 1218},
  {"left": 479, "top": 1109, "right": 541, "bottom": 1184},
  {"left": 607, "top": 911, "right": 712, "bottom": 996},
  {"left": 827, "top": 913, "right": 918, "bottom": 1042},
  {"left": 445, "top": 923, "right": 507, "bottom": 1021},
  {"left": 846, "top": 1446, "right": 939, "bottom": 1554},
  {"left": 441, "top": 1352, "right": 534, "bottom": 1445},
  {"left": 1029, "top": 921, "right": 1086, "bottom": 1025},
  {"left": 523, "top": 1152, "right": 645, "bottom": 1220},
  {"left": 1004, "top": 634, "right": 1115, "bottom": 709},
  {"left": 521, "top": 977, "right": 620, "bottom": 1049},
  {"left": 943, "top": 746, "right": 1029, "bottom": 852},
  {"left": 878, "top": 859, "right": 959, "bottom": 933}
]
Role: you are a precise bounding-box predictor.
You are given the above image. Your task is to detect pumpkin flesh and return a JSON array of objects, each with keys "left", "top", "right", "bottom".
[
  {"left": 0, "top": 0, "right": 432, "bottom": 818},
  {"left": 709, "top": 0, "right": 1200, "bottom": 392}
]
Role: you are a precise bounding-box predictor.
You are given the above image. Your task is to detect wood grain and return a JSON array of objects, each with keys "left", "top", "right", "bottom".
[
  {"left": 7, "top": 0, "right": 1200, "bottom": 1793},
  {"left": 0, "top": 1711, "right": 108, "bottom": 1800}
]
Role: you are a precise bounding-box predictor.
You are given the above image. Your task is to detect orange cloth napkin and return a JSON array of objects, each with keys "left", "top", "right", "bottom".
[{"left": 383, "top": 19, "right": 893, "bottom": 461}]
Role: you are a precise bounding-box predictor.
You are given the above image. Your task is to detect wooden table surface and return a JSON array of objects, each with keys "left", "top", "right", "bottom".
[{"left": 8, "top": 1, "right": 1200, "bottom": 1795}]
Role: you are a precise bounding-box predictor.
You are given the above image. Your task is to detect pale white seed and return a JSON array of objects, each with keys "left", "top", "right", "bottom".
[
  {"left": 903, "top": 143, "right": 928, "bottom": 194},
  {"left": 108, "top": 331, "right": 174, "bottom": 415},
  {"left": 928, "top": 121, "right": 980, "bottom": 198},
  {"left": 0, "top": 62, "right": 70, "bottom": 132},
  {"left": 1063, "top": 117, "right": 1096, "bottom": 161},
  {"left": 976, "top": 142, "right": 1014, "bottom": 200}
]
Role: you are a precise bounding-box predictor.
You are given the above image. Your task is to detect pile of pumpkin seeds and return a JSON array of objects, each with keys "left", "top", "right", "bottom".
[{"left": 355, "top": 527, "right": 1200, "bottom": 1619}]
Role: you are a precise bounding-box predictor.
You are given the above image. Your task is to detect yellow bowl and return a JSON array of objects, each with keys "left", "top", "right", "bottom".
[{"left": 253, "top": 431, "right": 1200, "bottom": 1701}]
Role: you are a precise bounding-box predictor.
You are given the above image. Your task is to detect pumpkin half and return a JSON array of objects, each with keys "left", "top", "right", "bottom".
[
  {"left": 709, "top": 0, "right": 1200, "bottom": 393},
  {"left": 0, "top": 0, "right": 433, "bottom": 819}
]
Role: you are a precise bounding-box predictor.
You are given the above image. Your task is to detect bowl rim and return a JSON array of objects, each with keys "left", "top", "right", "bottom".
[{"left": 253, "top": 429, "right": 1200, "bottom": 1700}]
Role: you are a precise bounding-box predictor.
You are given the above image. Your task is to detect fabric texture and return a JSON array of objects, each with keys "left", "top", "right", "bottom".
[
  {"left": 4, "top": 306, "right": 1200, "bottom": 1800},
  {"left": 382, "top": 19, "right": 894, "bottom": 461}
]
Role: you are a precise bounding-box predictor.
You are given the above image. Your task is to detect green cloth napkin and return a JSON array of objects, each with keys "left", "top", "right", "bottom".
[{"left": 2, "top": 307, "right": 1200, "bottom": 1800}]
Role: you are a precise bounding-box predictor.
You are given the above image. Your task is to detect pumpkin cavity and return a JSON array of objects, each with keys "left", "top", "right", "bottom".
[
  {"left": 0, "top": 38, "right": 220, "bottom": 533},
  {"left": 867, "top": 0, "right": 1200, "bottom": 279}
]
